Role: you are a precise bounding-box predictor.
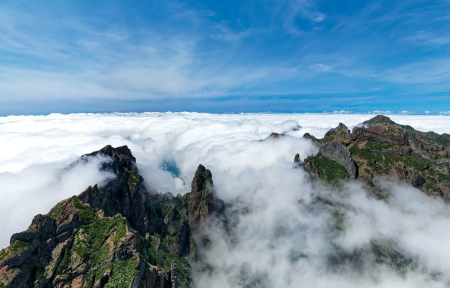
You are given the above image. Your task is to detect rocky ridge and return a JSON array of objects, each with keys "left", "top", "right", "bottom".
[
  {"left": 303, "top": 115, "right": 450, "bottom": 199},
  {"left": 0, "top": 145, "right": 222, "bottom": 288},
  {"left": 300, "top": 115, "right": 450, "bottom": 275}
]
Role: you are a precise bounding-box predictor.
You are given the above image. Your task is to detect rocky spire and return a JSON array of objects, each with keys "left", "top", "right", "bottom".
[{"left": 188, "top": 164, "right": 217, "bottom": 227}]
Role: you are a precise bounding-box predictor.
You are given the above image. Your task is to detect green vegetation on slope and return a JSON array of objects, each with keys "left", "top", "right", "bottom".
[
  {"left": 83, "top": 257, "right": 139, "bottom": 288},
  {"left": 422, "top": 132, "right": 450, "bottom": 148},
  {"left": 0, "top": 240, "right": 30, "bottom": 262},
  {"left": 72, "top": 196, "right": 96, "bottom": 220},
  {"left": 48, "top": 200, "right": 68, "bottom": 220},
  {"left": 306, "top": 153, "right": 348, "bottom": 185},
  {"left": 365, "top": 140, "right": 394, "bottom": 150},
  {"left": 147, "top": 197, "right": 192, "bottom": 286},
  {"left": 74, "top": 218, "right": 127, "bottom": 266}
]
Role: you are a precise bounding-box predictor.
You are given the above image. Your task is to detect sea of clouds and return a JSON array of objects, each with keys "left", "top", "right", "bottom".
[{"left": 1, "top": 112, "right": 450, "bottom": 287}]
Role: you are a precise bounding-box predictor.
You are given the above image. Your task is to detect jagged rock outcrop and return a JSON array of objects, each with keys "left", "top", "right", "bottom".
[
  {"left": 303, "top": 115, "right": 450, "bottom": 199},
  {"left": 0, "top": 145, "right": 222, "bottom": 288},
  {"left": 259, "top": 132, "right": 285, "bottom": 142},
  {"left": 188, "top": 165, "right": 223, "bottom": 229},
  {"left": 302, "top": 133, "right": 319, "bottom": 144},
  {"left": 323, "top": 123, "right": 351, "bottom": 145},
  {"left": 318, "top": 140, "right": 357, "bottom": 179}
]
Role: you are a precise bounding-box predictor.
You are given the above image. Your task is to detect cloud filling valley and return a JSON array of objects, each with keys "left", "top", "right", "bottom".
[{"left": 1, "top": 112, "right": 450, "bottom": 287}]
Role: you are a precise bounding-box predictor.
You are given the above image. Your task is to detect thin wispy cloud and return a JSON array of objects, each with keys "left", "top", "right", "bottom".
[
  {"left": 402, "top": 32, "right": 450, "bottom": 47},
  {"left": 0, "top": 0, "right": 449, "bottom": 113},
  {"left": 310, "top": 63, "right": 331, "bottom": 72},
  {"left": 380, "top": 58, "right": 450, "bottom": 85}
]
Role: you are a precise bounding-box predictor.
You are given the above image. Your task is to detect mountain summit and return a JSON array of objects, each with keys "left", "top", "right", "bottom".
[
  {"left": 0, "top": 145, "right": 222, "bottom": 288},
  {"left": 304, "top": 115, "right": 450, "bottom": 198}
]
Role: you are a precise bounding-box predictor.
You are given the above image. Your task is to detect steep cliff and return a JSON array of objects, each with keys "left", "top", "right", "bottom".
[{"left": 0, "top": 145, "right": 222, "bottom": 288}]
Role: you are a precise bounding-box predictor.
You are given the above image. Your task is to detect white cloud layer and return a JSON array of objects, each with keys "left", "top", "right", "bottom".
[{"left": 1, "top": 112, "right": 450, "bottom": 287}]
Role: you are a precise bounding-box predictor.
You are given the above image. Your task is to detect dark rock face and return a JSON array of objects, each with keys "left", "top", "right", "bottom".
[
  {"left": 303, "top": 133, "right": 319, "bottom": 144},
  {"left": 0, "top": 145, "right": 222, "bottom": 288},
  {"left": 303, "top": 115, "right": 450, "bottom": 199},
  {"left": 319, "top": 140, "right": 357, "bottom": 179},
  {"left": 188, "top": 165, "right": 215, "bottom": 227}
]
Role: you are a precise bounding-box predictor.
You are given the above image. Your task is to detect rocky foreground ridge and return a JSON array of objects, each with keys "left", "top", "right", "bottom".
[
  {"left": 302, "top": 115, "right": 450, "bottom": 199},
  {"left": 0, "top": 145, "right": 223, "bottom": 287}
]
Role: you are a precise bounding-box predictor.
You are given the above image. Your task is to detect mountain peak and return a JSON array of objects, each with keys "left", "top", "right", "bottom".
[
  {"left": 304, "top": 115, "right": 450, "bottom": 197},
  {"left": 191, "top": 164, "right": 213, "bottom": 193},
  {"left": 364, "top": 115, "right": 396, "bottom": 126},
  {"left": 0, "top": 146, "right": 223, "bottom": 288},
  {"left": 84, "top": 144, "right": 136, "bottom": 162}
]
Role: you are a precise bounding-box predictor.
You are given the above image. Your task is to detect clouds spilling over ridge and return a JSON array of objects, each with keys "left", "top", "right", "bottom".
[
  {"left": 197, "top": 181, "right": 450, "bottom": 287},
  {"left": 1, "top": 113, "right": 450, "bottom": 287}
]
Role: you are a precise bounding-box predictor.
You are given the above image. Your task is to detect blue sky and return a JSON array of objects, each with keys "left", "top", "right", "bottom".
[{"left": 1, "top": 0, "right": 450, "bottom": 115}]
